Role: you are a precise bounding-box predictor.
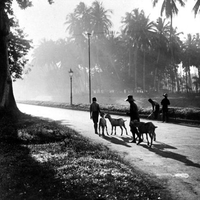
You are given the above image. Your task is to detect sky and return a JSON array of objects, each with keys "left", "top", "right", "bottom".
[{"left": 12, "top": 0, "right": 200, "bottom": 46}]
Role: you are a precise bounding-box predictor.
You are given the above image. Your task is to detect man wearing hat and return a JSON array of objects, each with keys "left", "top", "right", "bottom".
[
  {"left": 126, "top": 95, "right": 142, "bottom": 144},
  {"left": 90, "top": 97, "right": 100, "bottom": 134},
  {"left": 161, "top": 93, "right": 170, "bottom": 122}
]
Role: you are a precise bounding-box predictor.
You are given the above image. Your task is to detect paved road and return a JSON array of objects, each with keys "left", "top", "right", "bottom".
[{"left": 18, "top": 103, "right": 200, "bottom": 200}]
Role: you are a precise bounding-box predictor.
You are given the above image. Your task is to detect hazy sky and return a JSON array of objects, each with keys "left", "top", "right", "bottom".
[{"left": 13, "top": 0, "right": 200, "bottom": 45}]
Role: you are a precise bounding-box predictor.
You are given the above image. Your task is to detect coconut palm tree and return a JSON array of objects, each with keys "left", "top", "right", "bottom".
[
  {"left": 152, "top": 0, "right": 185, "bottom": 92},
  {"left": 168, "top": 27, "right": 183, "bottom": 92},
  {"left": 122, "top": 9, "right": 155, "bottom": 92},
  {"left": 152, "top": 17, "right": 170, "bottom": 91},
  {"left": 121, "top": 12, "right": 134, "bottom": 80},
  {"left": 152, "top": 0, "right": 186, "bottom": 37},
  {"left": 89, "top": 1, "right": 112, "bottom": 66},
  {"left": 65, "top": 1, "right": 113, "bottom": 92},
  {"left": 65, "top": 2, "right": 92, "bottom": 91},
  {"left": 65, "top": 2, "right": 90, "bottom": 59},
  {"left": 122, "top": 9, "right": 143, "bottom": 91},
  {"left": 90, "top": 1, "right": 112, "bottom": 37},
  {"left": 182, "top": 34, "right": 199, "bottom": 92},
  {"left": 88, "top": 1, "right": 113, "bottom": 90},
  {"left": 193, "top": 0, "right": 200, "bottom": 16}
]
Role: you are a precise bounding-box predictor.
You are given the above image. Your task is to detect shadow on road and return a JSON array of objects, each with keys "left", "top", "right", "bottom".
[
  {"left": 141, "top": 143, "right": 200, "bottom": 169},
  {"left": 102, "top": 135, "right": 132, "bottom": 147},
  {"left": 152, "top": 141, "right": 177, "bottom": 150}
]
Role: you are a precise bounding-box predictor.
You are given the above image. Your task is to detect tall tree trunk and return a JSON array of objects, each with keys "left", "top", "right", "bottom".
[
  {"left": 143, "top": 50, "right": 146, "bottom": 92},
  {"left": 128, "top": 44, "right": 131, "bottom": 78},
  {"left": 170, "top": 14, "right": 175, "bottom": 93},
  {"left": 188, "top": 66, "right": 192, "bottom": 90},
  {"left": 134, "top": 45, "right": 138, "bottom": 92},
  {"left": 185, "top": 67, "right": 188, "bottom": 93},
  {"left": 154, "top": 49, "right": 160, "bottom": 91},
  {"left": 157, "top": 74, "right": 160, "bottom": 93},
  {"left": 128, "top": 39, "right": 132, "bottom": 79},
  {"left": 175, "top": 66, "right": 180, "bottom": 92},
  {"left": 0, "top": 7, "right": 18, "bottom": 114}
]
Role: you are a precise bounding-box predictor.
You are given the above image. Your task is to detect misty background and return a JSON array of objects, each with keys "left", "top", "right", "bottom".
[{"left": 12, "top": 1, "right": 200, "bottom": 108}]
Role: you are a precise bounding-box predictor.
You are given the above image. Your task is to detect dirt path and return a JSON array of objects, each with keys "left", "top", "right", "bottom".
[{"left": 18, "top": 104, "right": 200, "bottom": 200}]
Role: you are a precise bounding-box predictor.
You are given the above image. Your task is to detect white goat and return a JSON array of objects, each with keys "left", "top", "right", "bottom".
[
  {"left": 99, "top": 112, "right": 108, "bottom": 136},
  {"left": 105, "top": 113, "right": 128, "bottom": 136}
]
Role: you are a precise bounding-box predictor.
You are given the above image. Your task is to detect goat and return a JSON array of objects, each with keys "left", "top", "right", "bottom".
[
  {"left": 131, "top": 120, "right": 157, "bottom": 147},
  {"left": 105, "top": 113, "right": 128, "bottom": 136},
  {"left": 99, "top": 112, "right": 108, "bottom": 136}
]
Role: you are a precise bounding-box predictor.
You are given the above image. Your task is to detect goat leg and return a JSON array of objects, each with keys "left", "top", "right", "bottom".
[
  {"left": 124, "top": 125, "right": 128, "bottom": 135},
  {"left": 106, "top": 125, "right": 109, "bottom": 135},
  {"left": 111, "top": 127, "right": 113, "bottom": 135},
  {"left": 102, "top": 127, "right": 105, "bottom": 136},
  {"left": 120, "top": 126, "right": 123, "bottom": 136}
]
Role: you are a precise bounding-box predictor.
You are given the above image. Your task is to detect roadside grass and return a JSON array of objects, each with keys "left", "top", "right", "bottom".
[
  {"left": 0, "top": 112, "right": 172, "bottom": 200},
  {"left": 18, "top": 100, "right": 200, "bottom": 123}
]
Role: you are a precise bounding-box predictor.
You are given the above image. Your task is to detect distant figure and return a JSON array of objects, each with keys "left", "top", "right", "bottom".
[
  {"left": 161, "top": 93, "right": 170, "bottom": 122},
  {"left": 148, "top": 98, "right": 160, "bottom": 120},
  {"left": 90, "top": 97, "right": 100, "bottom": 134},
  {"left": 125, "top": 95, "right": 143, "bottom": 144}
]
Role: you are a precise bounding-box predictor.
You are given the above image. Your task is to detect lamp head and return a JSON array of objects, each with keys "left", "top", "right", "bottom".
[{"left": 69, "top": 68, "right": 73, "bottom": 77}]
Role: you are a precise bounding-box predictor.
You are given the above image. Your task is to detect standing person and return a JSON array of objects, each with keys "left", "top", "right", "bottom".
[
  {"left": 148, "top": 98, "right": 160, "bottom": 120},
  {"left": 125, "top": 95, "right": 142, "bottom": 144},
  {"left": 90, "top": 97, "right": 100, "bottom": 134},
  {"left": 161, "top": 93, "right": 170, "bottom": 122}
]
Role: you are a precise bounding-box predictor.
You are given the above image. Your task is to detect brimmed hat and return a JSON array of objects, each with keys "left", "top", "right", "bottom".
[
  {"left": 92, "top": 97, "right": 97, "bottom": 101},
  {"left": 125, "top": 95, "right": 135, "bottom": 102},
  {"left": 163, "top": 93, "right": 168, "bottom": 97}
]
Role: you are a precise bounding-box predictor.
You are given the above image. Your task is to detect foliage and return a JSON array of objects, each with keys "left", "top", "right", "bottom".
[
  {"left": 3, "top": 1, "right": 32, "bottom": 80},
  {"left": 8, "top": 20, "right": 32, "bottom": 80},
  {"left": 20, "top": 0, "right": 200, "bottom": 100}
]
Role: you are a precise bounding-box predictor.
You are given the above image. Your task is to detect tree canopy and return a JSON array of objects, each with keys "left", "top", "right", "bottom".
[{"left": 15, "top": 0, "right": 200, "bottom": 104}]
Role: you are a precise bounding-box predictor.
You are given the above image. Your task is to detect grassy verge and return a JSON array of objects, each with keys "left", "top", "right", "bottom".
[
  {"left": 0, "top": 112, "right": 172, "bottom": 200},
  {"left": 18, "top": 100, "right": 200, "bottom": 125}
]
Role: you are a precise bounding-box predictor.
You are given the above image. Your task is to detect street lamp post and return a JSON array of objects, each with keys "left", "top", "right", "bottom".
[
  {"left": 68, "top": 68, "right": 73, "bottom": 106},
  {"left": 87, "top": 32, "right": 91, "bottom": 104}
]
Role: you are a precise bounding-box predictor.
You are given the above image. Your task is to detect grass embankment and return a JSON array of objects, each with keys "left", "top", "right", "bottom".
[
  {"left": 18, "top": 100, "right": 200, "bottom": 124},
  {"left": 0, "top": 112, "right": 171, "bottom": 200}
]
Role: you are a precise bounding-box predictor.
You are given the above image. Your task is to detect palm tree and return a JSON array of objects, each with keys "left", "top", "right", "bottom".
[
  {"left": 193, "top": 0, "right": 200, "bottom": 16},
  {"left": 121, "top": 12, "right": 134, "bottom": 80},
  {"left": 89, "top": 1, "right": 113, "bottom": 90},
  {"left": 138, "top": 15, "right": 155, "bottom": 92},
  {"left": 193, "top": 34, "right": 200, "bottom": 82},
  {"left": 90, "top": 1, "right": 112, "bottom": 37},
  {"left": 192, "top": 76, "right": 200, "bottom": 92},
  {"left": 152, "top": 17, "right": 170, "bottom": 91},
  {"left": 65, "top": 1, "right": 113, "bottom": 92},
  {"left": 89, "top": 1, "right": 112, "bottom": 65},
  {"left": 152, "top": 0, "right": 186, "bottom": 37},
  {"left": 65, "top": 2, "right": 92, "bottom": 91},
  {"left": 122, "top": 9, "right": 155, "bottom": 92},
  {"left": 122, "top": 9, "right": 142, "bottom": 91},
  {"left": 182, "top": 34, "right": 199, "bottom": 92},
  {"left": 153, "top": 0, "right": 185, "bottom": 92},
  {"left": 169, "top": 27, "right": 183, "bottom": 92}
]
